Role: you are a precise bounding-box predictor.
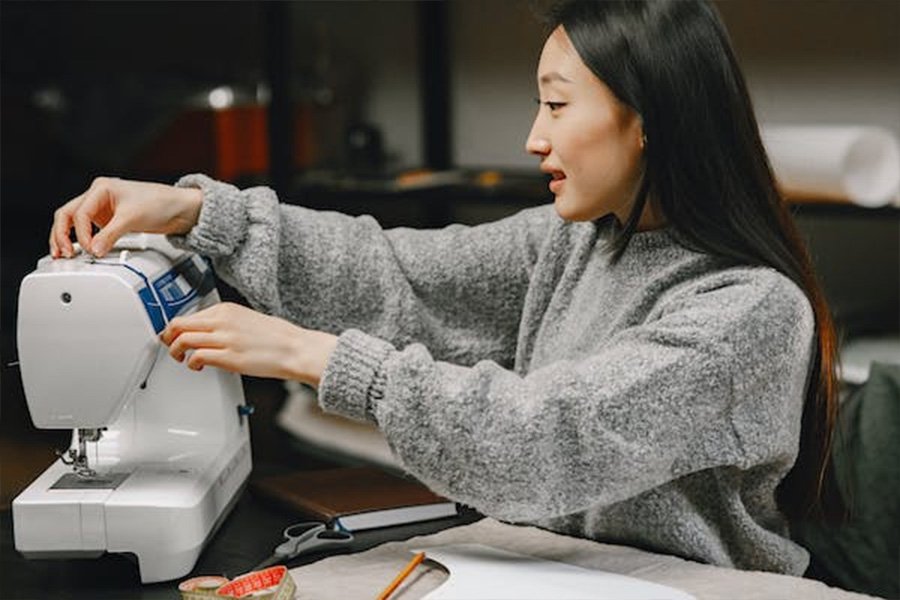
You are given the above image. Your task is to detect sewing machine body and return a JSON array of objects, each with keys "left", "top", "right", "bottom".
[{"left": 12, "top": 235, "right": 253, "bottom": 583}]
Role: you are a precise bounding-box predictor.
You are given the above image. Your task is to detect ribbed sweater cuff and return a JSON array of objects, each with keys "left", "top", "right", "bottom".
[
  {"left": 170, "top": 173, "right": 248, "bottom": 256},
  {"left": 318, "top": 329, "right": 393, "bottom": 422}
]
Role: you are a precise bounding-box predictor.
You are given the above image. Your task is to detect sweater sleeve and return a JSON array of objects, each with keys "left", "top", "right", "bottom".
[
  {"left": 318, "top": 269, "right": 815, "bottom": 522},
  {"left": 169, "top": 174, "right": 555, "bottom": 366}
]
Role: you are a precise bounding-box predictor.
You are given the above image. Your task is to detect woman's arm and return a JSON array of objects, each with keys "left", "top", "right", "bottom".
[
  {"left": 171, "top": 174, "right": 555, "bottom": 367},
  {"left": 317, "top": 269, "right": 815, "bottom": 521}
]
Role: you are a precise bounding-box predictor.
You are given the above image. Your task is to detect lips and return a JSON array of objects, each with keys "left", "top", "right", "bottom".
[
  {"left": 549, "top": 178, "right": 565, "bottom": 194},
  {"left": 546, "top": 168, "right": 566, "bottom": 193}
]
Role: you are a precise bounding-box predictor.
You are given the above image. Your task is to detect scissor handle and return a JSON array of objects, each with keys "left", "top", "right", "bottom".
[
  {"left": 291, "top": 528, "right": 354, "bottom": 557},
  {"left": 274, "top": 522, "right": 326, "bottom": 557},
  {"left": 283, "top": 521, "right": 324, "bottom": 539},
  {"left": 315, "top": 530, "right": 353, "bottom": 542}
]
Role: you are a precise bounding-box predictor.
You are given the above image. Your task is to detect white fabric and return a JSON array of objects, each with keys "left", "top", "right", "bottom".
[{"left": 289, "top": 518, "right": 879, "bottom": 600}]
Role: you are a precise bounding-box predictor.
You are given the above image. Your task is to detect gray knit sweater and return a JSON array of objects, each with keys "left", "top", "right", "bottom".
[{"left": 173, "top": 174, "right": 815, "bottom": 575}]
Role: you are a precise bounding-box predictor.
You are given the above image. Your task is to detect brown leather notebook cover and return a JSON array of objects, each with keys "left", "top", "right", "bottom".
[{"left": 251, "top": 467, "right": 452, "bottom": 523}]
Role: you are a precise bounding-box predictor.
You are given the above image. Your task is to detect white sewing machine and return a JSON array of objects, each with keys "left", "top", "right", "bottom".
[{"left": 12, "top": 234, "right": 253, "bottom": 583}]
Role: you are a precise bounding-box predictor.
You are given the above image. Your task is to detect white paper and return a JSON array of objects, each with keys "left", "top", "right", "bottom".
[
  {"left": 761, "top": 125, "right": 900, "bottom": 207},
  {"left": 415, "top": 544, "right": 696, "bottom": 600}
]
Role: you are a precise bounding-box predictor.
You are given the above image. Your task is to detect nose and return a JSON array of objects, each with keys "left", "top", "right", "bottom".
[{"left": 525, "top": 120, "right": 550, "bottom": 157}]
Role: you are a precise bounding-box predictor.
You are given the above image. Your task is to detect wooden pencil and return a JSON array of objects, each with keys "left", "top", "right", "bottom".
[{"left": 376, "top": 551, "right": 426, "bottom": 600}]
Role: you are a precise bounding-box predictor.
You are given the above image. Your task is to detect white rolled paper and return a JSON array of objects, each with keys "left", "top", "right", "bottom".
[{"left": 760, "top": 125, "right": 900, "bottom": 207}]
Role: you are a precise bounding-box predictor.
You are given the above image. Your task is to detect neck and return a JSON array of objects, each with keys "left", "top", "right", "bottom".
[{"left": 618, "top": 196, "right": 666, "bottom": 232}]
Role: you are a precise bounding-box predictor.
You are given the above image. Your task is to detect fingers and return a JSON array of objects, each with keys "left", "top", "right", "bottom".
[
  {"left": 72, "top": 210, "right": 95, "bottom": 256},
  {"left": 73, "top": 178, "right": 113, "bottom": 255},
  {"left": 50, "top": 177, "right": 123, "bottom": 259},
  {"left": 161, "top": 306, "right": 233, "bottom": 372},
  {"left": 50, "top": 195, "right": 83, "bottom": 258},
  {"left": 185, "top": 348, "right": 232, "bottom": 372},
  {"left": 158, "top": 303, "right": 258, "bottom": 375},
  {"left": 160, "top": 311, "right": 218, "bottom": 346},
  {"left": 167, "top": 331, "right": 222, "bottom": 363},
  {"left": 90, "top": 213, "right": 128, "bottom": 258},
  {"left": 50, "top": 176, "right": 202, "bottom": 259}
]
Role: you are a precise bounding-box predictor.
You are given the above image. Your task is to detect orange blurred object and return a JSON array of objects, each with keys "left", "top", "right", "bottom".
[
  {"left": 214, "top": 105, "right": 269, "bottom": 181},
  {"left": 476, "top": 170, "right": 503, "bottom": 187},
  {"left": 134, "top": 105, "right": 270, "bottom": 182}
]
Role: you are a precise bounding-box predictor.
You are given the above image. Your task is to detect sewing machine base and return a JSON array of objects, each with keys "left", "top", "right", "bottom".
[{"left": 13, "top": 439, "right": 251, "bottom": 583}]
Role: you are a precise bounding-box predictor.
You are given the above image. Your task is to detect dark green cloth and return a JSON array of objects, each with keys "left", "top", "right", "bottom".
[{"left": 794, "top": 361, "right": 900, "bottom": 598}]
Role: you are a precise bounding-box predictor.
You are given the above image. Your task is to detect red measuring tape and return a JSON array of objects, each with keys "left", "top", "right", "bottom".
[{"left": 179, "top": 566, "right": 296, "bottom": 599}]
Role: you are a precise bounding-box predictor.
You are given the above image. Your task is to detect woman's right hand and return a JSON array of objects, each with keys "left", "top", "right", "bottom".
[{"left": 49, "top": 176, "right": 204, "bottom": 259}]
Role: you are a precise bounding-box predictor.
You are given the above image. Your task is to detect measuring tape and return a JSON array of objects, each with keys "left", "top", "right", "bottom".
[{"left": 179, "top": 566, "right": 296, "bottom": 600}]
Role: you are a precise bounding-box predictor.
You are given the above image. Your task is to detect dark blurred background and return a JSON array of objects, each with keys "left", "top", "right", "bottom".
[{"left": 1, "top": 0, "right": 898, "bottom": 508}]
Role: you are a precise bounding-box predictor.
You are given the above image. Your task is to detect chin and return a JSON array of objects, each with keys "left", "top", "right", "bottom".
[{"left": 553, "top": 194, "right": 598, "bottom": 222}]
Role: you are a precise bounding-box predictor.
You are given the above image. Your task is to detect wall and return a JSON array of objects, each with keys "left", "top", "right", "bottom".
[
  {"left": 450, "top": 1, "right": 547, "bottom": 169},
  {"left": 721, "top": 0, "right": 900, "bottom": 134},
  {"left": 289, "top": 1, "right": 422, "bottom": 169}
]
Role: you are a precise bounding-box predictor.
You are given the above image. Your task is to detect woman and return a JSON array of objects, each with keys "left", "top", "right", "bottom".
[{"left": 49, "top": 0, "right": 841, "bottom": 575}]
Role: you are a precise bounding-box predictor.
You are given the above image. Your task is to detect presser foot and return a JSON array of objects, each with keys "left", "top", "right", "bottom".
[{"left": 56, "top": 427, "right": 106, "bottom": 479}]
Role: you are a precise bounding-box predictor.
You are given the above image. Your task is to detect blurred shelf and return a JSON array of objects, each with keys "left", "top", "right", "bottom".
[{"left": 788, "top": 200, "right": 900, "bottom": 216}]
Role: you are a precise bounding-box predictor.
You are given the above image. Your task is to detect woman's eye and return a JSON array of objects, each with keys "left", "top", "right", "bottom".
[{"left": 533, "top": 98, "right": 567, "bottom": 112}]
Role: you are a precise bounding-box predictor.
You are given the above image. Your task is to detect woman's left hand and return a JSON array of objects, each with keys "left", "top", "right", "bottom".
[{"left": 160, "top": 302, "right": 338, "bottom": 386}]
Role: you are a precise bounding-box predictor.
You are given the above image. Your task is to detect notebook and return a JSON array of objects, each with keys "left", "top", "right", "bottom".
[{"left": 251, "top": 467, "right": 459, "bottom": 532}]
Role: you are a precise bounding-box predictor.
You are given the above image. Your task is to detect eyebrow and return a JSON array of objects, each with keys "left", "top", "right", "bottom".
[{"left": 539, "top": 72, "right": 573, "bottom": 85}]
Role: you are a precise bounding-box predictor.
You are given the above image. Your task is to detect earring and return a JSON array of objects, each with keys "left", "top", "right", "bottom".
[{"left": 640, "top": 133, "right": 648, "bottom": 150}]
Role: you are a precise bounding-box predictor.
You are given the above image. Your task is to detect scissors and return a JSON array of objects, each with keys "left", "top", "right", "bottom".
[{"left": 251, "top": 521, "right": 354, "bottom": 571}]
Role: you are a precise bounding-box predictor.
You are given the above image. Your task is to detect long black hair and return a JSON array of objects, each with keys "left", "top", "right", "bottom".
[{"left": 549, "top": 0, "right": 843, "bottom": 522}]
